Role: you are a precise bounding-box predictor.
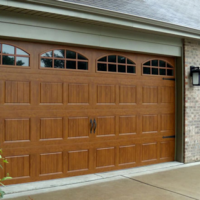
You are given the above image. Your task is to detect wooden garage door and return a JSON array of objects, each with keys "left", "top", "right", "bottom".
[{"left": 0, "top": 40, "right": 175, "bottom": 185}]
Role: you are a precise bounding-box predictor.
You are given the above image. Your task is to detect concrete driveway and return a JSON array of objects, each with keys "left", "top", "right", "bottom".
[{"left": 4, "top": 162, "right": 200, "bottom": 200}]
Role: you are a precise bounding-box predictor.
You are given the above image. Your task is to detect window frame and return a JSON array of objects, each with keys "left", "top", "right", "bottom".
[
  {"left": 0, "top": 43, "right": 30, "bottom": 68},
  {"left": 96, "top": 54, "right": 136, "bottom": 75},
  {"left": 142, "top": 59, "right": 175, "bottom": 77},
  {"left": 39, "top": 48, "right": 89, "bottom": 71}
]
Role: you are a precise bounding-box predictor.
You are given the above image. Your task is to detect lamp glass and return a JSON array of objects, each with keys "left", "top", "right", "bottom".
[{"left": 193, "top": 72, "right": 199, "bottom": 85}]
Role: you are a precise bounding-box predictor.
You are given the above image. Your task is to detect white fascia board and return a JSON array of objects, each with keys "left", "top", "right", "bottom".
[{"left": 1, "top": 0, "right": 200, "bottom": 38}]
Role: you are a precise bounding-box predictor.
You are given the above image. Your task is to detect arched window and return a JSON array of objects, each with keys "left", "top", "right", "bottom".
[
  {"left": 97, "top": 55, "right": 136, "bottom": 74},
  {"left": 142, "top": 59, "right": 174, "bottom": 76},
  {"left": 0, "top": 43, "right": 30, "bottom": 67},
  {"left": 40, "top": 49, "right": 88, "bottom": 70}
]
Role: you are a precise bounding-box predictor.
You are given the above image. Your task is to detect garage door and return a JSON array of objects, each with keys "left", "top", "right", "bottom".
[{"left": 0, "top": 40, "right": 175, "bottom": 185}]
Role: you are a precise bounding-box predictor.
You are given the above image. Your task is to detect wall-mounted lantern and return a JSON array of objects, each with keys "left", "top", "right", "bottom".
[{"left": 190, "top": 66, "right": 200, "bottom": 86}]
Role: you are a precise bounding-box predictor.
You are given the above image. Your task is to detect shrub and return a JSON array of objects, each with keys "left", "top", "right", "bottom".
[{"left": 0, "top": 149, "right": 12, "bottom": 198}]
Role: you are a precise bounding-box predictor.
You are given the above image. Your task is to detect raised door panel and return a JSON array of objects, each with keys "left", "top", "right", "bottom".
[
  {"left": 142, "top": 86, "right": 158, "bottom": 104},
  {"left": 161, "top": 86, "right": 175, "bottom": 103},
  {"left": 5, "top": 155, "right": 30, "bottom": 178},
  {"left": 68, "top": 117, "right": 89, "bottom": 138},
  {"left": 119, "top": 85, "right": 136, "bottom": 104},
  {"left": 68, "top": 84, "right": 89, "bottom": 104},
  {"left": 119, "top": 145, "right": 136, "bottom": 165},
  {"left": 119, "top": 116, "right": 136, "bottom": 135},
  {"left": 40, "top": 83, "right": 63, "bottom": 104},
  {"left": 142, "top": 115, "right": 158, "bottom": 134},
  {"left": 5, "top": 81, "right": 30, "bottom": 104},
  {"left": 40, "top": 152, "right": 63, "bottom": 175},
  {"left": 141, "top": 143, "right": 158, "bottom": 163},
  {"left": 160, "top": 141, "right": 175, "bottom": 160},
  {"left": 40, "top": 118, "right": 63, "bottom": 140},
  {"left": 97, "top": 85, "right": 116, "bottom": 104},
  {"left": 4, "top": 119, "right": 30, "bottom": 142},
  {"left": 96, "top": 116, "right": 115, "bottom": 137},
  {"left": 161, "top": 114, "right": 174, "bottom": 133},
  {"left": 68, "top": 150, "right": 89, "bottom": 172},
  {"left": 96, "top": 147, "right": 115, "bottom": 168}
]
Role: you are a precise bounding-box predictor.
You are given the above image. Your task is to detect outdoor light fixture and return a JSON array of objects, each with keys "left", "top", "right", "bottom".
[{"left": 190, "top": 66, "right": 200, "bottom": 86}]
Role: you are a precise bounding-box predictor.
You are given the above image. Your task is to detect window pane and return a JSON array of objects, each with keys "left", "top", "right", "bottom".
[
  {"left": 118, "top": 56, "right": 126, "bottom": 63},
  {"left": 3, "top": 55, "right": 15, "bottom": 65},
  {"left": 98, "top": 63, "right": 107, "bottom": 71},
  {"left": 127, "top": 59, "right": 134, "bottom": 65},
  {"left": 41, "top": 58, "right": 52, "bottom": 68},
  {"left": 160, "top": 69, "right": 166, "bottom": 75},
  {"left": 16, "top": 48, "right": 28, "bottom": 56},
  {"left": 143, "top": 67, "right": 150, "bottom": 74},
  {"left": 159, "top": 60, "right": 166, "bottom": 67},
  {"left": 78, "top": 62, "right": 88, "bottom": 70},
  {"left": 167, "top": 63, "right": 173, "bottom": 68},
  {"left": 108, "top": 55, "right": 116, "bottom": 63},
  {"left": 167, "top": 69, "right": 173, "bottom": 76},
  {"left": 2, "top": 44, "right": 14, "bottom": 54},
  {"left": 16, "top": 57, "right": 29, "bottom": 66},
  {"left": 54, "top": 50, "right": 65, "bottom": 58},
  {"left": 0, "top": 44, "right": 1, "bottom": 53},
  {"left": 152, "top": 68, "right": 158, "bottom": 75},
  {"left": 144, "top": 61, "right": 150, "bottom": 66},
  {"left": 78, "top": 54, "right": 87, "bottom": 60},
  {"left": 152, "top": 60, "right": 158, "bottom": 66},
  {"left": 108, "top": 64, "right": 116, "bottom": 72},
  {"left": 54, "top": 60, "right": 64, "bottom": 68},
  {"left": 66, "top": 61, "right": 76, "bottom": 69},
  {"left": 118, "top": 65, "right": 126, "bottom": 73},
  {"left": 41, "top": 51, "right": 52, "bottom": 57},
  {"left": 66, "top": 51, "right": 76, "bottom": 59},
  {"left": 127, "top": 66, "right": 135, "bottom": 73},
  {"left": 98, "top": 57, "right": 107, "bottom": 62}
]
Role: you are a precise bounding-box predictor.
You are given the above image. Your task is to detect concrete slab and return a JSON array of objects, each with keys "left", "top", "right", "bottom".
[
  {"left": 127, "top": 164, "right": 200, "bottom": 199},
  {"left": 3, "top": 161, "right": 200, "bottom": 200},
  {"left": 4, "top": 176, "right": 191, "bottom": 200}
]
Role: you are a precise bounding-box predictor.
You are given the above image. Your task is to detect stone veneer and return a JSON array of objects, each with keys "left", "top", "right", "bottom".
[{"left": 184, "top": 39, "right": 200, "bottom": 163}]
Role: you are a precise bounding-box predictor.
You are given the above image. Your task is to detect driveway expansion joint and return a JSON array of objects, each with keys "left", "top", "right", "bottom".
[{"left": 122, "top": 175, "right": 198, "bottom": 200}]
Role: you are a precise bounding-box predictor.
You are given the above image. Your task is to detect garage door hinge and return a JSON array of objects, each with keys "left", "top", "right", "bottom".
[{"left": 163, "top": 135, "right": 175, "bottom": 139}]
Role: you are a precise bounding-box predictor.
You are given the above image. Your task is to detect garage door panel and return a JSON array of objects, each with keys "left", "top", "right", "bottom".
[
  {"left": 68, "top": 83, "right": 89, "bottom": 104},
  {"left": 95, "top": 116, "right": 116, "bottom": 137},
  {"left": 142, "top": 115, "right": 159, "bottom": 134},
  {"left": 40, "top": 118, "right": 63, "bottom": 140},
  {"left": 161, "top": 114, "right": 175, "bottom": 132},
  {"left": 40, "top": 152, "right": 63, "bottom": 176},
  {"left": 95, "top": 147, "right": 116, "bottom": 169},
  {"left": 142, "top": 86, "right": 158, "bottom": 104},
  {"left": 160, "top": 140, "right": 175, "bottom": 160},
  {"left": 40, "top": 82, "right": 63, "bottom": 104},
  {"left": 4, "top": 118, "right": 30, "bottom": 142},
  {"left": 96, "top": 84, "right": 116, "bottom": 104},
  {"left": 141, "top": 142, "right": 158, "bottom": 163},
  {"left": 4, "top": 155, "right": 31, "bottom": 182},
  {"left": 67, "top": 117, "right": 90, "bottom": 139},
  {"left": 119, "top": 85, "right": 136, "bottom": 104},
  {"left": 67, "top": 150, "right": 89, "bottom": 172},
  {"left": 0, "top": 80, "right": 4, "bottom": 104},
  {"left": 5, "top": 80, "right": 30, "bottom": 104},
  {"left": 119, "top": 116, "right": 137, "bottom": 135},
  {"left": 119, "top": 145, "right": 136, "bottom": 166},
  {"left": 161, "top": 86, "right": 175, "bottom": 103}
]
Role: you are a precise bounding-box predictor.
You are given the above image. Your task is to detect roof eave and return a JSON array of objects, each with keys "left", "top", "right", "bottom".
[{"left": 2, "top": 0, "right": 200, "bottom": 39}]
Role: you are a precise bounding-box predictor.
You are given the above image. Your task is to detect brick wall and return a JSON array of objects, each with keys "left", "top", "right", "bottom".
[{"left": 184, "top": 39, "right": 200, "bottom": 163}]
